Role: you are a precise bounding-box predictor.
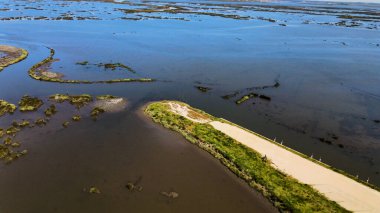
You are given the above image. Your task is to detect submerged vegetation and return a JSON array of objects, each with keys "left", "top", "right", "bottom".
[
  {"left": 28, "top": 47, "right": 154, "bottom": 83},
  {"left": 0, "top": 93, "right": 124, "bottom": 164},
  {"left": 223, "top": 80, "right": 279, "bottom": 104},
  {"left": 98, "top": 62, "right": 135, "bottom": 73},
  {"left": 195, "top": 86, "right": 212, "bottom": 93},
  {"left": 12, "top": 120, "right": 30, "bottom": 128},
  {"left": 145, "top": 101, "right": 348, "bottom": 212},
  {"left": 88, "top": 186, "right": 101, "bottom": 194},
  {"left": 76, "top": 61, "right": 88, "bottom": 65},
  {"left": 235, "top": 93, "right": 271, "bottom": 104},
  {"left": 0, "top": 100, "right": 17, "bottom": 117},
  {"left": 18, "top": 95, "right": 44, "bottom": 112},
  {"left": 90, "top": 107, "right": 105, "bottom": 120},
  {"left": 0, "top": 0, "right": 378, "bottom": 30},
  {"left": 0, "top": 45, "right": 28, "bottom": 71},
  {"left": 49, "top": 94, "right": 93, "bottom": 108},
  {"left": 62, "top": 121, "right": 70, "bottom": 128},
  {"left": 72, "top": 115, "right": 81, "bottom": 121},
  {"left": 126, "top": 177, "right": 143, "bottom": 192},
  {"left": 118, "top": 5, "right": 251, "bottom": 20},
  {"left": 0, "top": 144, "right": 27, "bottom": 164},
  {"left": 44, "top": 104, "right": 57, "bottom": 117},
  {"left": 35, "top": 118, "right": 48, "bottom": 126},
  {"left": 161, "top": 191, "right": 179, "bottom": 199},
  {"left": 76, "top": 61, "right": 136, "bottom": 73}
]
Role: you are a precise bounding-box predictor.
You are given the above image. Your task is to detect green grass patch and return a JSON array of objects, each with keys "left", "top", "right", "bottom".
[
  {"left": 0, "top": 100, "right": 17, "bottom": 117},
  {"left": 18, "top": 95, "right": 43, "bottom": 112},
  {"left": 145, "top": 101, "right": 349, "bottom": 212}
]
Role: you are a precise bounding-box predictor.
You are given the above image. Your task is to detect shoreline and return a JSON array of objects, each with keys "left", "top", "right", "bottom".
[
  {"left": 144, "top": 100, "right": 380, "bottom": 212},
  {"left": 0, "top": 45, "right": 28, "bottom": 72}
]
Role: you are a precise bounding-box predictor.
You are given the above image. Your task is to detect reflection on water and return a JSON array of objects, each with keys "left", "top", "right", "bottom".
[{"left": 0, "top": 0, "right": 379, "bottom": 211}]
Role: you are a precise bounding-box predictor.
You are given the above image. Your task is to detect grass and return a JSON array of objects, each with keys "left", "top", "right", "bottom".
[
  {"left": 0, "top": 100, "right": 17, "bottom": 117},
  {"left": 12, "top": 120, "right": 30, "bottom": 128},
  {"left": 44, "top": 104, "right": 57, "bottom": 117},
  {"left": 72, "top": 115, "right": 81, "bottom": 121},
  {"left": 90, "top": 107, "right": 105, "bottom": 120},
  {"left": 0, "top": 93, "right": 121, "bottom": 164},
  {"left": 35, "top": 118, "right": 48, "bottom": 126},
  {"left": 49, "top": 94, "right": 93, "bottom": 109},
  {"left": 145, "top": 101, "right": 349, "bottom": 212},
  {"left": 18, "top": 95, "right": 43, "bottom": 112},
  {"left": 99, "top": 62, "right": 136, "bottom": 73}
]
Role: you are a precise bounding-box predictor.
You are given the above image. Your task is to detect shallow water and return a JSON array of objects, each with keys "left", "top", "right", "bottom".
[
  {"left": 0, "top": 0, "right": 380, "bottom": 211},
  {"left": 0, "top": 109, "right": 276, "bottom": 212}
]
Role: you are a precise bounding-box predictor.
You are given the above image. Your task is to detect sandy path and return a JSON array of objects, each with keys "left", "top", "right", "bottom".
[
  {"left": 167, "top": 102, "right": 380, "bottom": 212},
  {"left": 210, "top": 122, "right": 380, "bottom": 212}
]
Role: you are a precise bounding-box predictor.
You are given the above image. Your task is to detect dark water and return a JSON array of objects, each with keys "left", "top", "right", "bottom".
[
  {"left": 0, "top": 109, "right": 276, "bottom": 212},
  {"left": 0, "top": 0, "right": 380, "bottom": 211}
]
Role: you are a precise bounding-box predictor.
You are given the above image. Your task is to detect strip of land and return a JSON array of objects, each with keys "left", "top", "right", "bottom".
[
  {"left": 28, "top": 47, "right": 154, "bottom": 84},
  {"left": 145, "top": 101, "right": 380, "bottom": 212},
  {"left": 0, "top": 45, "right": 28, "bottom": 71}
]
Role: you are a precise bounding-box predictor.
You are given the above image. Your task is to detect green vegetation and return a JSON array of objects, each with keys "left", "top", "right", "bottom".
[
  {"left": 11, "top": 142, "right": 20, "bottom": 147},
  {"left": 218, "top": 115, "right": 380, "bottom": 191},
  {"left": 89, "top": 186, "right": 101, "bottom": 194},
  {"left": 195, "top": 86, "right": 211, "bottom": 93},
  {"left": 0, "top": 45, "right": 28, "bottom": 71},
  {"left": 235, "top": 93, "right": 258, "bottom": 104},
  {"left": 145, "top": 101, "right": 348, "bottom": 212},
  {"left": 0, "top": 100, "right": 17, "bottom": 117},
  {"left": 0, "top": 93, "right": 121, "bottom": 164},
  {"left": 66, "top": 95, "right": 92, "bottom": 108},
  {"left": 72, "top": 115, "right": 81, "bottom": 121},
  {"left": 98, "top": 62, "right": 136, "bottom": 73},
  {"left": 126, "top": 182, "right": 143, "bottom": 192},
  {"left": 18, "top": 95, "right": 43, "bottom": 112},
  {"left": 235, "top": 93, "right": 271, "bottom": 104},
  {"left": 96, "top": 95, "right": 118, "bottom": 100},
  {"left": 44, "top": 104, "right": 57, "bottom": 117},
  {"left": 76, "top": 61, "right": 89, "bottom": 65},
  {"left": 161, "top": 191, "right": 179, "bottom": 199},
  {"left": 1, "top": 124, "right": 27, "bottom": 163},
  {"left": 29, "top": 48, "right": 154, "bottom": 83},
  {"left": 6, "top": 126, "right": 20, "bottom": 136},
  {"left": 0, "top": 143, "right": 27, "bottom": 164},
  {"left": 62, "top": 121, "right": 70, "bottom": 128},
  {"left": 3, "top": 137, "right": 12, "bottom": 145},
  {"left": 35, "top": 118, "right": 48, "bottom": 126},
  {"left": 90, "top": 107, "right": 105, "bottom": 119},
  {"left": 77, "top": 61, "right": 136, "bottom": 73},
  {"left": 49, "top": 94, "right": 93, "bottom": 108},
  {"left": 12, "top": 120, "right": 30, "bottom": 128},
  {"left": 222, "top": 80, "right": 279, "bottom": 102}
]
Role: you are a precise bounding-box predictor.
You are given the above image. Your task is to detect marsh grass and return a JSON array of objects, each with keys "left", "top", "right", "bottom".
[
  {"left": 18, "top": 95, "right": 43, "bottom": 112},
  {"left": 145, "top": 101, "right": 349, "bottom": 212},
  {"left": 0, "top": 100, "right": 17, "bottom": 117}
]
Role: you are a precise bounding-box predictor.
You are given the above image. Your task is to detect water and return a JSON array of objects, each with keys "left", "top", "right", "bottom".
[{"left": 0, "top": 0, "right": 379, "bottom": 211}]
